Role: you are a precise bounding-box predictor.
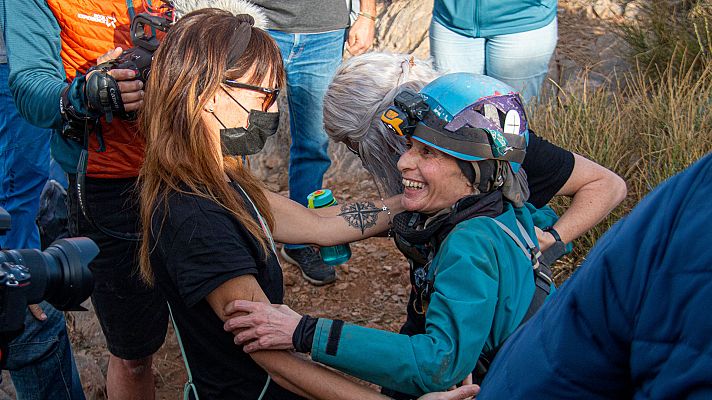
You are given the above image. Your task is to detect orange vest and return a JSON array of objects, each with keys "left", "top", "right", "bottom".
[{"left": 47, "top": 0, "right": 162, "bottom": 178}]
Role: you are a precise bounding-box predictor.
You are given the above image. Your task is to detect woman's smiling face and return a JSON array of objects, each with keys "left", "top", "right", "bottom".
[{"left": 397, "top": 138, "right": 475, "bottom": 214}]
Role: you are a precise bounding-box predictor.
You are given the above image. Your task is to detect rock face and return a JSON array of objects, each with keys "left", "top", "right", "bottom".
[
  {"left": 375, "top": 0, "right": 434, "bottom": 59},
  {"left": 0, "top": 372, "right": 14, "bottom": 400},
  {"left": 572, "top": 0, "right": 647, "bottom": 21}
]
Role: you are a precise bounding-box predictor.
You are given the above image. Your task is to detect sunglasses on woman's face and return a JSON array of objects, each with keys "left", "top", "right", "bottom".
[{"left": 223, "top": 79, "right": 280, "bottom": 111}]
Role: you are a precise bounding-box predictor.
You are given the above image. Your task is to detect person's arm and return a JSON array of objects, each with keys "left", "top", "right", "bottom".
[
  {"left": 536, "top": 153, "right": 627, "bottom": 250},
  {"left": 266, "top": 190, "right": 402, "bottom": 246},
  {"left": 226, "top": 227, "right": 499, "bottom": 396},
  {"left": 346, "top": 0, "right": 376, "bottom": 56},
  {"left": 2, "top": 0, "right": 144, "bottom": 129},
  {"left": 523, "top": 133, "right": 626, "bottom": 251},
  {"left": 2, "top": 0, "right": 66, "bottom": 128},
  {"left": 206, "top": 274, "right": 396, "bottom": 400},
  {"left": 165, "top": 199, "right": 476, "bottom": 400}
]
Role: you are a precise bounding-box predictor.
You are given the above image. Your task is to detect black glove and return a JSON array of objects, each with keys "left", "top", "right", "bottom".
[{"left": 85, "top": 65, "right": 131, "bottom": 122}]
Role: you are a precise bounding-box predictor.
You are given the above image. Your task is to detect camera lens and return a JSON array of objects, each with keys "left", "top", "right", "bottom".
[{"left": 0, "top": 238, "right": 97, "bottom": 311}]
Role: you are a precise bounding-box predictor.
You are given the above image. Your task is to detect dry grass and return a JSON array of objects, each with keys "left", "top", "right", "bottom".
[
  {"left": 619, "top": 0, "right": 712, "bottom": 81},
  {"left": 530, "top": 57, "right": 712, "bottom": 270}
]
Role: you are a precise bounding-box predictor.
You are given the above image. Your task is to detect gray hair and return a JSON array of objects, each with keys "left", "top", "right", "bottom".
[{"left": 323, "top": 52, "right": 442, "bottom": 196}]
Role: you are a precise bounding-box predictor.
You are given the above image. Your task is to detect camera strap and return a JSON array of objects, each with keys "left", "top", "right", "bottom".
[{"left": 76, "top": 150, "right": 141, "bottom": 242}]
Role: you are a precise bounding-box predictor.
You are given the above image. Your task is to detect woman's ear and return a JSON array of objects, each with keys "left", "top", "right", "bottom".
[{"left": 202, "top": 91, "right": 220, "bottom": 114}]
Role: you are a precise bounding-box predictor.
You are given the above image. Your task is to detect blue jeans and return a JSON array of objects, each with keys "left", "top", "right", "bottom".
[
  {"left": 5, "top": 302, "right": 84, "bottom": 400},
  {"left": 0, "top": 63, "right": 84, "bottom": 399},
  {"left": 268, "top": 29, "right": 345, "bottom": 248},
  {"left": 430, "top": 18, "right": 558, "bottom": 102}
]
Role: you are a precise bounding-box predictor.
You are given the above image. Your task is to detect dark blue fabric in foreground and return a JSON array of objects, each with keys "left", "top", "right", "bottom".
[{"left": 479, "top": 153, "right": 712, "bottom": 400}]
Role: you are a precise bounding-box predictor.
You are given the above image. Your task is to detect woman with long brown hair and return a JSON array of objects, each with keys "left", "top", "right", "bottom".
[{"left": 138, "top": 7, "right": 477, "bottom": 400}]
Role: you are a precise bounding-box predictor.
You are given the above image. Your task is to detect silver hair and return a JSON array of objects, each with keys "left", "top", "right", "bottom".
[{"left": 323, "top": 52, "right": 442, "bottom": 196}]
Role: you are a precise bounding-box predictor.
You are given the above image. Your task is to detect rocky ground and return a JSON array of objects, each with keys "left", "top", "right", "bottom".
[{"left": 1, "top": 1, "right": 639, "bottom": 398}]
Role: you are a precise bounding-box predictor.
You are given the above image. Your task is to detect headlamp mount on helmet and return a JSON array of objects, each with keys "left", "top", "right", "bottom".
[{"left": 381, "top": 89, "right": 429, "bottom": 137}]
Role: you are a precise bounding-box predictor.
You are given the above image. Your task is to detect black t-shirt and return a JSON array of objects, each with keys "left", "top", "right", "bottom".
[
  {"left": 521, "top": 131, "right": 576, "bottom": 208},
  {"left": 150, "top": 184, "right": 303, "bottom": 399}
]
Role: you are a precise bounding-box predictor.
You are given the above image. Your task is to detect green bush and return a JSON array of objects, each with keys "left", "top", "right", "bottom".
[{"left": 531, "top": 59, "right": 712, "bottom": 281}]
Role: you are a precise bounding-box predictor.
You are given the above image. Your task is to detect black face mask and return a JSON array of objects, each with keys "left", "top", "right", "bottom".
[
  {"left": 213, "top": 89, "right": 280, "bottom": 156},
  {"left": 218, "top": 110, "right": 280, "bottom": 156}
]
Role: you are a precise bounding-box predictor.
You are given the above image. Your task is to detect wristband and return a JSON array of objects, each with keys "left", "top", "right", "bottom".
[
  {"left": 59, "top": 85, "right": 92, "bottom": 122},
  {"left": 358, "top": 11, "right": 377, "bottom": 22},
  {"left": 543, "top": 226, "right": 562, "bottom": 243}
]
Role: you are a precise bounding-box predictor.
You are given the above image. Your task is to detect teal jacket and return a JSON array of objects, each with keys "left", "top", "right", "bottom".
[
  {"left": 1, "top": 0, "right": 81, "bottom": 172},
  {"left": 311, "top": 203, "right": 558, "bottom": 396},
  {"left": 432, "top": 0, "right": 557, "bottom": 38}
]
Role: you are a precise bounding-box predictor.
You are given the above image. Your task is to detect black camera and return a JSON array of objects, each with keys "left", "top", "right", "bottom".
[
  {"left": 0, "top": 207, "right": 97, "bottom": 335},
  {"left": 111, "top": 12, "right": 173, "bottom": 86},
  {"left": 86, "top": 5, "right": 174, "bottom": 121}
]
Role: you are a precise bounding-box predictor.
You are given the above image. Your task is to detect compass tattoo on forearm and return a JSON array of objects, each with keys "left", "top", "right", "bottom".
[{"left": 338, "top": 201, "right": 384, "bottom": 234}]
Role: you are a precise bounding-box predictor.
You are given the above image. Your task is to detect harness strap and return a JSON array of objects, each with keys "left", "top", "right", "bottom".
[
  {"left": 490, "top": 218, "right": 552, "bottom": 310},
  {"left": 472, "top": 218, "right": 555, "bottom": 383},
  {"left": 167, "top": 303, "right": 200, "bottom": 400},
  {"left": 515, "top": 220, "right": 543, "bottom": 269},
  {"left": 169, "top": 298, "right": 272, "bottom": 400},
  {"left": 489, "top": 219, "right": 531, "bottom": 261}
]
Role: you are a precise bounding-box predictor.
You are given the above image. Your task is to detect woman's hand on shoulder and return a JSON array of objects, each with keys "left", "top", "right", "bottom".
[{"left": 223, "top": 300, "right": 302, "bottom": 352}]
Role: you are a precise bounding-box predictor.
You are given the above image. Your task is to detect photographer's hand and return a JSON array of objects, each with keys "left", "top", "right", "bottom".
[
  {"left": 89, "top": 47, "right": 145, "bottom": 112},
  {"left": 28, "top": 304, "right": 47, "bottom": 321}
]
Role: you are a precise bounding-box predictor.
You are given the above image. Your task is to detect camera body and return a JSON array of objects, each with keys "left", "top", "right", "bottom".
[
  {"left": 0, "top": 262, "right": 31, "bottom": 332},
  {"left": 88, "top": 11, "right": 174, "bottom": 121},
  {"left": 0, "top": 206, "right": 97, "bottom": 357},
  {"left": 381, "top": 89, "right": 430, "bottom": 137},
  {"left": 111, "top": 13, "right": 173, "bottom": 86}
]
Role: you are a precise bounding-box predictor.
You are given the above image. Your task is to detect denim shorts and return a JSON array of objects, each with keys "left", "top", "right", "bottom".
[{"left": 67, "top": 174, "right": 167, "bottom": 360}]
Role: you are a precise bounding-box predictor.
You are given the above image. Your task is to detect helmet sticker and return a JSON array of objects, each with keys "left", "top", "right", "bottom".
[
  {"left": 503, "top": 109, "right": 521, "bottom": 135},
  {"left": 486, "top": 129, "right": 512, "bottom": 158}
]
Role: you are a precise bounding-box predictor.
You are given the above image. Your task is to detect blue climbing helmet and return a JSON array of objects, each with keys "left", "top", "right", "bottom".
[{"left": 381, "top": 72, "right": 529, "bottom": 173}]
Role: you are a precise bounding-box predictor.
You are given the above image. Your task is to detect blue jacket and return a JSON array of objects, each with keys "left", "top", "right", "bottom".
[
  {"left": 479, "top": 153, "right": 712, "bottom": 399},
  {"left": 433, "top": 0, "right": 557, "bottom": 38},
  {"left": 310, "top": 203, "right": 558, "bottom": 396}
]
